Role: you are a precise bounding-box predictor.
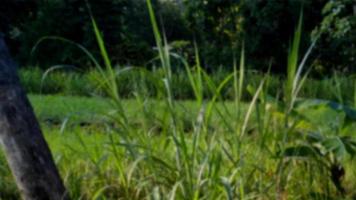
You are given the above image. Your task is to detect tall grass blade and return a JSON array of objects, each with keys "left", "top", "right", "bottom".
[
  {"left": 89, "top": 16, "right": 118, "bottom": 99},
  {"left": 146, "top": 0, "right": 169, "bottom": 76},
  {"left": 240, "top": 79, "right": 265, "bottom": 139},
  {"left": 286, "top": 12, "right": 303, "bottom": 108}
]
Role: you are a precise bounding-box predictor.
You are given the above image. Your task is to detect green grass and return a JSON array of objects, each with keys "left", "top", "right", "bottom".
[
  {"left": 19, "top": 68, "right": 356, "bottom": 106},
  {"left": 1, "top": 2, "right": 355, "bottom": 199},
  {"left": 29, "top": 94, "right": 111, "bottom": 124},
  {"left": 29, "top": 94, "right": 246, "bottom": 133},
  {"left": 1, "top": 94, "right": 355, "bottom": 199}
]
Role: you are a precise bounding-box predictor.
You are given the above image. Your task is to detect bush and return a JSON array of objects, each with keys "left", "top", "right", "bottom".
[{"left": 19, "top": 67, "right": 356, "bottom": 105}]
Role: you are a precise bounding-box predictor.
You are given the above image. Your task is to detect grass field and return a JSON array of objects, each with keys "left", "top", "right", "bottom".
[
  {"left": 1, "top": 2, "right": 355, "bottom": 199},
  {"left": 1, "top": 94, "right": 355, "bottom": 199},
  {"left": 19, "top": 68, "right": 356, "bottom": 105}
]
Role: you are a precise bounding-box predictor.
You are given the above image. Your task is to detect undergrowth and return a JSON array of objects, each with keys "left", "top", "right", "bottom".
[{"left": 1, "top": 0, "right": 355, "bottom": 199}]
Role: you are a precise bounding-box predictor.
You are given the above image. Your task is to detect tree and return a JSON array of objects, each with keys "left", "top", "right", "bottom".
[
  {"left": 312, "top": 0, "right": 356, "bottom": 74},
  {"left": 0, "top": 34, "right": 68, "bottom": 200},
  {"left": 183, "top": 0, "right": 244, "bottom": 69},
  {"left": 0, "top": 0, "right": 37, "bottom": 58},
  {"left": 11, "top": 0, "right": 173, "bottom": 68},
  {"left": 240, "top": 0, "right": 328, "bottom": 72},
  {"left": 182, "top": 0, "right": 327, "bottom": 72}
]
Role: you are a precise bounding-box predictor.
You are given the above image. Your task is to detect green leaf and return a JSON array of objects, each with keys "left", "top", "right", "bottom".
[
  {"left": 322, "top": 137, "right": 347, "bottom": 159},
  {"left": 305, "top": 132, "right": 324, "bottom": 143},
  {"left": 286, "top": 11, "right": 303, "bottom": 104},
  {"left": 327, "top": 101, "right": 356, "bottom": 123},
  {"left": 283, "top": 145, "right": 317, "bottom": 158},
  {"left": 341, "top": 136, "right": 356, "bottom": 157},
  {"left": 296, "top": 99, "right": 356, "bottom": 123}
]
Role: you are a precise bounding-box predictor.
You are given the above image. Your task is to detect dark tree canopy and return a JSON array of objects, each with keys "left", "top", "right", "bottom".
[{"left": 1, "top": 0, "right": 354, "bottom": 74}]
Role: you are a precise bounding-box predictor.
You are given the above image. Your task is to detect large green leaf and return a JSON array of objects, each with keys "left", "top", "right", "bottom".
[
  {"left": 322, "top": 137, "right": 347, "bottom": 159},
  {"left": 305, "top": 132, "right": 324, "bottom": 143},
  {"left": 341, "top": 136, "right": 356, "bottom": 157},
  {"left": 296, "top": 99, "right": 356, "bottom": 123}
]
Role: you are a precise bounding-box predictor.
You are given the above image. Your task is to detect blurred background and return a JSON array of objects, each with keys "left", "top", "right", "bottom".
[{"left": 0, "top": 0, "right": 355, "bottom": 75}]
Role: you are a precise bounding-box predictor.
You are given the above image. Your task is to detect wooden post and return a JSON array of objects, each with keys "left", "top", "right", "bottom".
[{"left": 0, "top": 35, "right": 69, "bottom": 199}]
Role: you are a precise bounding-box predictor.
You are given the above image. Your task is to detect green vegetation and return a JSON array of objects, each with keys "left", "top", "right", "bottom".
[
  {"left": 1, "top": 0, "right": 355, "bottom": 199},
  {"left": 2, "top": 0, "right": 355, "bottom": 73},
  {"left": 1, "top": 94, "right": 355, "bottom": 199},
  {"left": 19, "top": 68, "right": 356, "bottom": 105}
]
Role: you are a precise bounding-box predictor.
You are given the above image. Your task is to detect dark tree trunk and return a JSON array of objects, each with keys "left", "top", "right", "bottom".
[{"left": 0, "top": 34, "right": 69, "bottom": 200}]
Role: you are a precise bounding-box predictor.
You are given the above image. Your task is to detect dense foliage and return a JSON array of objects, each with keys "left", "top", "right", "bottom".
[
  {"left": 0, "top": 0, "right": 355, "bottom": 73},
  {"left": 312, "top": 0, "right": 356, "bottom": 74},
  {"left": 19, "top": 68, "right": 356, "bottom": 106},
  {"left": 0, "top": 1, "right": 356, "bottom": 199}
]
